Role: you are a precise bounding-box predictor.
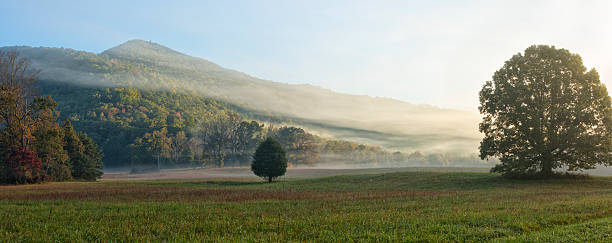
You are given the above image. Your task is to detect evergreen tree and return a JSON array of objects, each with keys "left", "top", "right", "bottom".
[
  {"left": 78, "top": 132, "right": 104, "bottom": 180},
  {"left": 63, "top": 120, "right": 103, "bottom": 180},
  {"left": 251, "top": 137, "right": 287, "bottom": 183},
  {"left": 479, "top": 45, "right": 612, "bottom": 177}
]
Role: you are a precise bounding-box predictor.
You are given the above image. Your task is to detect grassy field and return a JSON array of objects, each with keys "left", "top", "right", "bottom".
[{"left": 1, "top": 168, "right": 611, "bottom": 242}]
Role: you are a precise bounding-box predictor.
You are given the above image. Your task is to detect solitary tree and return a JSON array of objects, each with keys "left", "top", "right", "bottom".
[
  {"left": 251, "top": 137, "right": 287, "bottom": 182},
  {"left": 479, "top": 45, "right": 612, "bottom": 177}
]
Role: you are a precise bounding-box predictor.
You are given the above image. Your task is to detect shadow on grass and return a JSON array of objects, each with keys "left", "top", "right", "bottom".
[
  {"left": 279, "top": 171, "right": 611, "bottom": 191},
  {"left": 140, "top": 171, "right": 610, "bottom": 192}
]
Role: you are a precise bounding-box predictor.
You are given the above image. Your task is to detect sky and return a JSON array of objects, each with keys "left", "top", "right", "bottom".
[{"left": 1, "top": 0, "right": 611, "bottom": 111}]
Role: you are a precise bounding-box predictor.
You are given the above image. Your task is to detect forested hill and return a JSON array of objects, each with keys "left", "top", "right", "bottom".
[
  {"left": 36, "top": 81, "right": 491, "bottom": 169},
  {"left": 37, "top": 82, "right": 237, "bottom": 167},
  {"left": 1, "top": 40, "right": 481, "bottom": 154}
]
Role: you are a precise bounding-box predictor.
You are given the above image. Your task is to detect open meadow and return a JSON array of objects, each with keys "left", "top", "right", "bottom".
[{"left": 1, "top": 167, "right": 611, "bottom": 242}]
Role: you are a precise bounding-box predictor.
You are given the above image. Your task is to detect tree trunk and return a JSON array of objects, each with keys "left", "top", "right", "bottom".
[
  {"left": 157, "top": 154, "right": 161, "bottom": 171},
  {"left": 541, "top": 159, "right": 553, "bottom": 177},
  {"left": 268, "top": 176, "right": 272, "bottom": 183}
]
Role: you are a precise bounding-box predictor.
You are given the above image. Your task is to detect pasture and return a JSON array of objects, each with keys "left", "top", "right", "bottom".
[{"left": 1, "top": 167, "right": 611, "bottom": 242}]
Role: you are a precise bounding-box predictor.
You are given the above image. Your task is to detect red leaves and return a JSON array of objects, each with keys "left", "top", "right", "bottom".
[{"left": 5, "top": 147, "right": 44, "bottom": 184}]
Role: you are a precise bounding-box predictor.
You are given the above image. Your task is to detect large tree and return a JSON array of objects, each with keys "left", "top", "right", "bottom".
[
  {"left": 479, "top": 45, "right": 612, "bottom": 177},
  {"left": 0, "top": 51, "right": 40, "bottom": 151},
  {"left": 198, "top": 113, "right": 241, "bottom": 167}
]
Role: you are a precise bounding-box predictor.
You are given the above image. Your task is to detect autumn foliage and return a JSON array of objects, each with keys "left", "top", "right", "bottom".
[
  {"left": 0, "top": 51, "right": 103, "bottom": 184},
  {"left": 4, "top": 147, "right": 43, "bottom": 184}
]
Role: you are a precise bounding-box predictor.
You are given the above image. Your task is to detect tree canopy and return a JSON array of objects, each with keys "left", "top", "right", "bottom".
[
  {"left": 479, "top": 45, "right": 612, "bottom": 177},
  {"left": 251, "top": 137, "right": 287, "bottom": 182}
]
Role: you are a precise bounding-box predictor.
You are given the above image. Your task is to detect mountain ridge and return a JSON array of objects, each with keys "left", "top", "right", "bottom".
[
  {"left": 2, "top": 41, "right": 461, "bottom": 113},
  {"left": 0, "top": 40, "right": 482, "bottom": 153},
  {"left": 102, "top": 40, "right": 466, "bottom": 112}
]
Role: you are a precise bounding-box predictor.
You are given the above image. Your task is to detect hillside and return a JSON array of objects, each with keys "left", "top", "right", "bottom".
[
  {"left": 35, "top": 82, "right": 490, "bottom": 168},
  {"left": 1, "top": 40, "right": 481, "bottom": 153},
  {"left": 36, "top": 82, "right": 241, "bottom": 167}
]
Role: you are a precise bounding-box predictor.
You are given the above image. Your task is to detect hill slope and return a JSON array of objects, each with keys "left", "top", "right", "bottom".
[{"left": 1, "top": 40, "right": 481, "bottom": 153}]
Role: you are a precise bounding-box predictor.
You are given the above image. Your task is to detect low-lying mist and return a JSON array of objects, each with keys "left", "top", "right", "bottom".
[{"left": 2, "top": 43, "right": 483, "bottom": 156}]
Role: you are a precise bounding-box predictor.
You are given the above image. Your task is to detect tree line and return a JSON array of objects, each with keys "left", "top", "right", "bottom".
[
  {"left": 129, "top": 118, "right": 320, "bottom": 171},
  {"left": 129, "top": 118, "right": 491, "bottom": 171},
  {"left": 47, "top": 81, "right": 490, "bottom": 171},
  {"left": 0, "top": 52, "right": 103, "bottom": 184}
]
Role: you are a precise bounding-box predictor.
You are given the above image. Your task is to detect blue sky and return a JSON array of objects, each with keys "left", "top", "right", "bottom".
[{"left": 1, "top": 0, "right": 611, "bottom": 111}]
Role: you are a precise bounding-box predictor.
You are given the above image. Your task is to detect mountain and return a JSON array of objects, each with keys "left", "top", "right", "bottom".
[{"left": 1, "top": 40, "right": 481, "bottom": 154}]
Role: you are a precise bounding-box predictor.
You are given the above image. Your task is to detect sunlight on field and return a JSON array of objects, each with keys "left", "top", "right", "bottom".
[{"left": 1, "top": 169, "right": 611, "bottom": 242}]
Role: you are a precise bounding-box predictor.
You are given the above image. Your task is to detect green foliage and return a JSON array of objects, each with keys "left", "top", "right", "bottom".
[
  {"left": 63, "top": 120, "right": 103, "bottom": 181},
  {"left": 78, "top": 133, "right": 104, "bottom": 180},
  {"left": 251, "top": 137, "right": 288, "bottom": 182},
  {"left": 480, "top": 45, "right": 612, "bottom": 177},
  {"left": 40, "top": 80, "right": 491, "bottom": 169},
  {"left": 270, "top": 126, "right": 318, "bottom": 166},
  {"left": 32, "top": 109, "right": 71, "bottom": 181},
  {"left": 39, "top": 82, "right": 234, "bottom": 167},
  {"left": 130, "top": 128, "right": 171, "bottom": 170}
]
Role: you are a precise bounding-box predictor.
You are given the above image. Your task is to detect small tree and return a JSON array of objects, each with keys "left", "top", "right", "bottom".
[
  {"left": 479, "top": 45, "right": 612, "bottom": 177},
  {"left": 251, "top": 137, "right": 287, "bottom": 182}
]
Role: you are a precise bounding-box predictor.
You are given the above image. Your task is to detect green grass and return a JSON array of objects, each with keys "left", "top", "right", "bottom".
[{"left": 1, "top": 171, "right": 611, "bottom": 242}]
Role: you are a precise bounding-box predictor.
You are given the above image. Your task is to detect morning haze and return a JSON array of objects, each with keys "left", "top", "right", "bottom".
[
  {"left": 1, "top": 1, "right": 611, "bottom": 111},
  {"left": 1, "top": 1, "right": 611, "bottom": 242}
]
